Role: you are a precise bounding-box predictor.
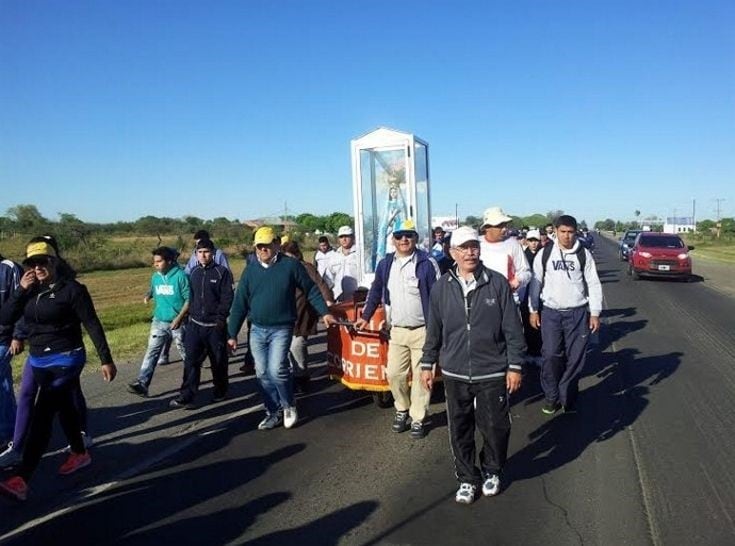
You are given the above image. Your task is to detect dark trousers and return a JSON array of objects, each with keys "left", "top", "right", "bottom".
[
  {"left": 540, "top": 306, "right": 590, "bottom": 407},
  {"left": 20, "top": 367, "right": 85, "bottom": 481},
  {"left": 520, "top": 302, "right": 543, "bottom": 356},
  {"left": 180, "top": 322, "right": 229, "bottom": 401},
  {"left": 444, "top": 378, "right": 510, "bottom": 486}
]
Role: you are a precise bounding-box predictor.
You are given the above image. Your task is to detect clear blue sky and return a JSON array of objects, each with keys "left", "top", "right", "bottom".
[{"left": 2, "top": 0, "right": 733, "bottom": 227}]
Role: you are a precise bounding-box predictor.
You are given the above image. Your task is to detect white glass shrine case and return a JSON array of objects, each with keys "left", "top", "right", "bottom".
[{"left": 350, "top": 127, "right": 431, "bottom": 288}]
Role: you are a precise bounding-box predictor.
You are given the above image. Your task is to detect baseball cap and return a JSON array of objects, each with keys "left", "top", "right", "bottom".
[
  {"left": 394, "top": 218, "right": 417, "bottom": 234},
  {"left": 451, "top": 226, "right": 479, "bottom": 247},
  {"left": 254, "top": 226, "right": 276, "bottom": 245},
  {"left": 337, "top": 226, "right": 354, "bottom": 237},
  {"left": 23, "top": 241, "right": 58, "bottom": 265},
  {"left": 481, "top": 206, "right": 513, "bottom": 228},
  {"left": 526, "top": 229, "right": 541, "bottom": 241}
]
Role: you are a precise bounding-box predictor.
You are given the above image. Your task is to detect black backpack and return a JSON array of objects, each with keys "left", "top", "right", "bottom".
[{"left": 540, "top": 243, "right": 588, "bottom": 297}]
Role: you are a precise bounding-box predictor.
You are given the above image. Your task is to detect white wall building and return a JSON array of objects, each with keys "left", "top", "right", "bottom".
[{"left": 663, "top": 217, "right": 695, "bottom": 234}]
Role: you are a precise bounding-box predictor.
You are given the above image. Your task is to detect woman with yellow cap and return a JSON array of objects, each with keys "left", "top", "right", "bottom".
[{"left": 0, "top": 236, "right": 116, "bottom": 501}]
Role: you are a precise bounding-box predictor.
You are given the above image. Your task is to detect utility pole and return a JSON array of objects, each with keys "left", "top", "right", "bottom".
[
  {"left": 455, "top": 203, "right": 459, "bottom": 229},
  {"left": 714, "top": 198, "right": 726, "bottom": 239},
  {"left": 692, "top": 198, "right": 696, "bottom": 231}
]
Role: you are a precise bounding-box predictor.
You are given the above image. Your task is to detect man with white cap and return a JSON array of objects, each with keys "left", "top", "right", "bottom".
[
  {"left": 323, "top": 225, "right": 360, "bottom": 302},
  {"left": 354, "top": 219, "right": 440, "bottom": 439},
  {"left": 420, "top": 226, "right": 526, "bottom": 505},
  {"left": 479, "top": 206, "right": 531, "bottom": 305}
]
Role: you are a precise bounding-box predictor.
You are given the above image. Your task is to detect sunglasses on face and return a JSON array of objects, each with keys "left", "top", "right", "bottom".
[
  {"left": 393, "top": 232, "right": 415, "bottom": 241},
  {"left": 255, "top": 244, "right": 272, "bottom": 251},
  {"left": 26, "top": 257, "right": 50, "bottom": 268}
]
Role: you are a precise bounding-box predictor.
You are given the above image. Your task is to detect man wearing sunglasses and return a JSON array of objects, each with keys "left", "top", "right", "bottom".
[{"left": 355, "top": 219, "right": 440, "bottom": 439}]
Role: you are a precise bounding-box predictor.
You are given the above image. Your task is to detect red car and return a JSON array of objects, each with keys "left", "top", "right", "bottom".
[{"left": 628, "top": 233, "right": 693, "bottom": 280}]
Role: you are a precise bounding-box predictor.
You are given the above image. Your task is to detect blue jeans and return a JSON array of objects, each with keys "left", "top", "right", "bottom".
[
  {"left": 250, "top": 325, "right": 294, "bottom": 413},
  {"left": 137, "top": 320, "right": 186, "bottom": 388},
  {"left": 0, "top": 345, "right": 17, "bottom": 443}
]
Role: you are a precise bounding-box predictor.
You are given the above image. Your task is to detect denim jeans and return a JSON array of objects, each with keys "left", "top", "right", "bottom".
[
  {"left": 0, "top": 345, "right": 17, "bottom": 443},
  {"left": 288, "top": 335, "right": 309, "bottom": 378},
  {"left": 250, "top": 325, "right": 294, "bottom": 413},
  {"left": 137, "top": 320, "right": 186, "bottom": 388}
]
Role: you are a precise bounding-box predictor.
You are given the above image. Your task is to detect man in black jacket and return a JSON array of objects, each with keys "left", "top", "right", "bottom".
[
  {"left": 170, "top": 239, "right": 234, "bottom": 408},
  {"left": 420, "top": 226, "right": 526, "bottom": 505}
]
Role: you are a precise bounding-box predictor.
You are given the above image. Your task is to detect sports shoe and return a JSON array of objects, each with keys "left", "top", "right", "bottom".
[
  {"left": 156, "top": 357, "right": 169, "bottom": 366},
  {"left": 0, "top": 476, "right": 28, "bottom": 501},
  {"left": 455, "top": 483, "right": 477, "bottom": 504},
  {"left": 58, "top": 451, "right": 92, "bottom": 475},
  {"left": 283, "top": 406, "right": 298, "bottom": 429},
  {"left": 127, "top": 381, "right": 148, "bottom": 397},
  {"left": 0, "top": 442, "right": 22, "bottom": 469},
  {"left": 542, "top": 401, "right": 561, "bottom": 415},
  {"left": 410, "top": 421, "right": 425, "bottom": 439},
  {"left": 63, "top": 431, "right": 94, "bottom": 454},
  {"left": 258, "top": 412, "right": 283, "bottom": 430},
  {"left": 169, "top": 397, "right": 196, "bottom": 410},
  {"left": 482, "top": 473, "right": 501, "bottom": 496},
  {"left": 211, "top": 392, "right": 227, "bottom": 403},
  {"left": 391, "top": 410, "right": 410, "bottom": 433}
]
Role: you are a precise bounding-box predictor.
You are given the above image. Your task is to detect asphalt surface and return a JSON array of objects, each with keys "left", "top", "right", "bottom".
[{"left": 1, "top": 236, "right": 734, "bottom": 545}]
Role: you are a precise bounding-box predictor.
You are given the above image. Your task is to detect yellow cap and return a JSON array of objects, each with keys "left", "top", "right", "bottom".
[
  {"left": 24, "top": 241, "right": 58, "bottom": 262},
  {"left": 254, "top": 226, "right": 276, "bottom": 245}
]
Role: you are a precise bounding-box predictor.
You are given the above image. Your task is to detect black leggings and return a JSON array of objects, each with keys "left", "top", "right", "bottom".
[{"left": 20, "top": 367, "right": 85, "bottom": 481}]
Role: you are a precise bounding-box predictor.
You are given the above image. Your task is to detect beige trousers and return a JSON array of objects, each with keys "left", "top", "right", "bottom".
[{"left": 386, "top": 326, "right": 431, "bottom": 423}]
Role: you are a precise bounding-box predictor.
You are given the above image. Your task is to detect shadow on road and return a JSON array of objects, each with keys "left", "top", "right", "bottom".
[
  {"left": 506, "top": 345, "right": 682, "bottom": 485},
  {"left": 246, "top": 500, "right": 379, "bottom": 545},
  {"left": 2, "top": 437, "right": 306, "bottom": 544}
]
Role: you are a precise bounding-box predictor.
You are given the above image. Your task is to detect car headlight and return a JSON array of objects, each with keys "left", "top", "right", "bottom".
[
  {"left": 639, "top": 251, "right": 652, "bottom": 258},
  {"left": 677, "top": 253, "right": 689, "bottom": 260}
]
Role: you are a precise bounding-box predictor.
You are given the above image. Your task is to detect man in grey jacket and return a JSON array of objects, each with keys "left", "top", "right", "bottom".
[
  {"left": 420, "top": 226, "right": 526, "bottom": 505},
  {"left": 528, "top": 214, "right": 602, "bottom": 415}
]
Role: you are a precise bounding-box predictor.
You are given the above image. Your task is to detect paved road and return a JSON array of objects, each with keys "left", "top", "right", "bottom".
[{"left": 2, "top": 236, "right": 734, "bottom": 545}]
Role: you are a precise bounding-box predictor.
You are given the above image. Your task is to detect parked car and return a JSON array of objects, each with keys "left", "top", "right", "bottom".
[
  {"left": 628, "top": 233, "right": 693, "bottom": 280},
  {"left": 619, "top": 230, "right": 643, "bottom": 261}
]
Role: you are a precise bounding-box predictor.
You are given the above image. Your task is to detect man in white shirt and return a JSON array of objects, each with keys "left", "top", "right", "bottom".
[
  {"left": 324, "top": 226, "right": 359, "bottom": 302},
  {"left": 479, "top": 206, "right": 531, "bottom": 304},
  {"left": 313, "top": 236, "right": 335, "bottom": 277}
]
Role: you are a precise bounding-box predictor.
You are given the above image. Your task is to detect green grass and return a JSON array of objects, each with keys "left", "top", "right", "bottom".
[
  {"left": 682, "top": 234, "right": 735, "bottom": 264},
  {"left": 11, "top": 257, "right": 248, "bottom": 377}
]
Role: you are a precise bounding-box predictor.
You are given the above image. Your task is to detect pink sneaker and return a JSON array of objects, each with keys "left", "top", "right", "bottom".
[
  {"left": 0, "top": 476, "right": 28, "bottom": 501},
  {"left": 58, "top": 451, "right": 92, "bottom": 475}
]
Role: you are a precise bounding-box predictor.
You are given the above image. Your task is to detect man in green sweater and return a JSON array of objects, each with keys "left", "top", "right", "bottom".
[
  {"left": 228, "top": 227, "right": 336, "bottom": 430},
  {"left": 128, "top": 247, "right": 190, "bottom": 397}
]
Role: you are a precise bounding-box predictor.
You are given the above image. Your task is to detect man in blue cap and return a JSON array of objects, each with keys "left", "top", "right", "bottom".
[{"left": 355, "top": 219, "right": 441, "bottom": 439}]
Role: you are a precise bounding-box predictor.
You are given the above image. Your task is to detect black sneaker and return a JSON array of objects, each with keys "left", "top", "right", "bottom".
[
  {"left": 127, "top": 381, "right": 148, "bottom": 397},
  {"left": 169, "top": 397, "right": 196, "bottom": 410},
  {"left": 541, "top": 401, "right": 561, "bottom": 415},
  {"left": 212, "top": 392, "right": 227, "bottom": 403},
  {"left": 563, "top": 403, "right": 577, "bottom": 414},
  {"left": 391, "top": 411, "right": 410, "bottom": 433},
  {"left": 410, "top": 421, "right": 426, "bottom": 439}
]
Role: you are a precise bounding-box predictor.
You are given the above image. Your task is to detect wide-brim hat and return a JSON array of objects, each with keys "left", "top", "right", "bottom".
[{"left": 481, "top": 206, "right": 513, "bottom": 228}]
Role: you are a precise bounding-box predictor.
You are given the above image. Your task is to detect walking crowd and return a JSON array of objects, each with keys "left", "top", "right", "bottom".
[{"left": 0, "top": 209, "right": 602, "bottom": 506}]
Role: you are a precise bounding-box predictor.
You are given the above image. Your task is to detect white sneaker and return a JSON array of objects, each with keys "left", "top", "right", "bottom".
[
  {"left": 283, "top": 406, "right": 298, "bottom": 429},
  {"left": 482, "top": 473, "right": 501, "bottom": 496},
  {"left": 455, "top": 483, "right": 477, "bottom": 504},
  {"left": 258, "top": 412, "right": 283, "bottom": 430},
  {"left": 0, "top": 442, "right": 21, "bottom": 469},
  {"left": 63, "top": 432, "right": 94, "bottom": 454}
]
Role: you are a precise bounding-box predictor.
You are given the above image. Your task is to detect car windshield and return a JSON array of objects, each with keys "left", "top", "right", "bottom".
[
  {"left": 639, "top": 236, "right": 685, "bottom": 248},
  {"left": 624, "top": 232, "right": 640, "bottom": 243}
]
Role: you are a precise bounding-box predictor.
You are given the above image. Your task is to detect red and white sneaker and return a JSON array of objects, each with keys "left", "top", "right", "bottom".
[
  {"left": 58, "top": 451, "right": 92, "bottom": 475},
  {"left": 0, "top": 476, "right": 28, "bottom": 501}
]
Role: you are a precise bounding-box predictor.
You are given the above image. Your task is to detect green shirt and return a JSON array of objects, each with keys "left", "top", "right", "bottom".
[{"left": 151, "top": 264, "right": 190, "bottom": 322}]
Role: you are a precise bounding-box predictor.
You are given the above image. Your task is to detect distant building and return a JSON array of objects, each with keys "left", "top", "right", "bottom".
[
  {"left": 663, "top": 217, "right": 695, "bottom": 234},
  {"left": 432, "top": 216, "right": 458, "bottom": 232}
]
